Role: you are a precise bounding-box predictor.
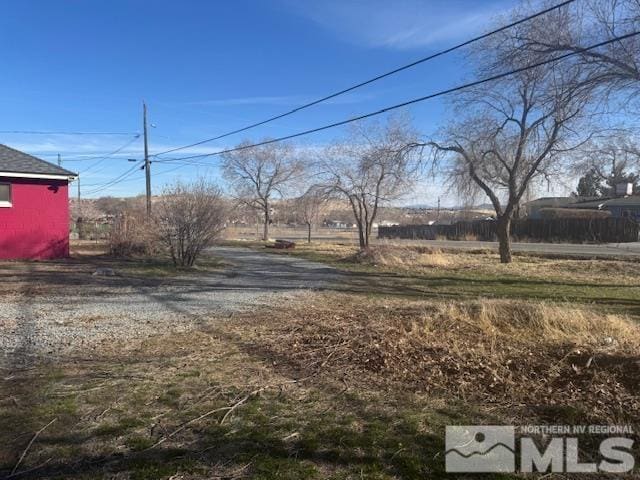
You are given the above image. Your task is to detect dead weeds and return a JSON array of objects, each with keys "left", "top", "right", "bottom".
[
  {"left": 287, "top": 242, "right": 640, "bottom": 286},
  {"left": 242, "top": 293, "right": 640, "bottom": 426}
]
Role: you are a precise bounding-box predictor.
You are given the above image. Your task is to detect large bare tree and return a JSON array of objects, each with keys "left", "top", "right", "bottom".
[
  {"left": 319, "top": 116, "right": 421, "bottom": 249},
  {"left": 429, "top": 14, "right": 592, "bottom": 263},
  {"left": 222, "top": 141, "right": 305, "bottom": 241}
]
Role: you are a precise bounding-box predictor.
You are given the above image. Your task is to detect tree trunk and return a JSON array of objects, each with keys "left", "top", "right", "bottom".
[
  {"left": 357, "top": 221, "right": 366, "bottom": 250},
  {"left": 496, "top": 216, "right": 512, "bottom": 263},
  {"left": 307, "top": 222, "right": 312, "bottom": 243},
  {"left": 77, "top": 217, "right": 84, "bottom": 240},
  {"left": 263, "top": 209, "right": 269, "bottom": 241},
  {"left": 364, "top": 222, "right": 373, "bottom": 249}
]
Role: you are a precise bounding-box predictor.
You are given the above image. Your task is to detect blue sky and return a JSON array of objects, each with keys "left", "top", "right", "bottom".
[{"left": 0, "top": 0, "right": 522, "bottom": 202}]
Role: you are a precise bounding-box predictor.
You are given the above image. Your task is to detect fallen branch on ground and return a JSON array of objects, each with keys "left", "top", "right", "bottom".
[
  {"left": 10, "top": 418, "right": 57, "bottom": 476},
  {"left": 147, "top": 375, "right": 314, "bottom": 450}
]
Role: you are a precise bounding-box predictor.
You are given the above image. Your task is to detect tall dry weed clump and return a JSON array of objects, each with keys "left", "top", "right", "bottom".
[
  {"left": 351, "top": 245, "right": 450, "bottom": 268},
  {"left": 257, "top": 296, "right": 640, "bottom": 423},
  {"left": 426, "top": 300, "right": 640, "bottom": 348},
  {"left": 108, "top": 206, "right": 160, "bottom": 257}
]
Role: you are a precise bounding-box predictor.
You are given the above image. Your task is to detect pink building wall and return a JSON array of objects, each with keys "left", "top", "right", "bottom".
[{"left": 0, "top": 177, "right": 70, "bottom": 260}]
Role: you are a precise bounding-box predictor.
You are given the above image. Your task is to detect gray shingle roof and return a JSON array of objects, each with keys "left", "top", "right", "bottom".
[{"left": 0, "top": 144, "right": 76, "bottom": 177}]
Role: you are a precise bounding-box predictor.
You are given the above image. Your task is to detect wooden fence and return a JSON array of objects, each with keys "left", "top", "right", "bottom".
[{"left": 378, "top": 218, "right": 640, "bottom": 244}]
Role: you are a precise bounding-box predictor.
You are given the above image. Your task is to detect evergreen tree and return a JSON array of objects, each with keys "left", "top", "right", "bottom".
[{"left": 575, "top": 168, "right": 603, "bottom": 197}]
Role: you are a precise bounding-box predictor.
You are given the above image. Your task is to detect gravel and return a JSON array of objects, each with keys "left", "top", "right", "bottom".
[{"left": 0, "top": 247, "right": 345, "bottom": 366}]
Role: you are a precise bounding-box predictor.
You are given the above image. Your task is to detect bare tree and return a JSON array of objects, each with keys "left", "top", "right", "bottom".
[
  {"left": 319, "top": 116, "right": 421, "bottom": 249},
  {"left": 295, "top": 186, "right": 328, "bottom": 243},
  {"left": 519, "top": 0, "right": 640, "bottom": 102},
  {"left": 575, "top": 135, "right": 640, "bottom": 189},
  {"left": 222, "top": 141, "right": 305, "bottom": 241},
  {"left": 428, "top": 15, "right": 591, "bottom": 263},
  {"left": 155, "top": 179, "right": 228, "bottom": 267}
]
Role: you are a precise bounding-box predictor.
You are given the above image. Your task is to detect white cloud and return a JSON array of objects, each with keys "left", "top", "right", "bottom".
[{"left": 284, "top": 0, "right": 515, "bottom": 50}]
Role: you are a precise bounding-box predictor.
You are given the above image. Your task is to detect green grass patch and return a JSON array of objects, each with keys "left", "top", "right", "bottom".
[
  {"left": 110, "top": 254, "right": 225, "bottom": 278},
  {"left": 256, "top": 243, "right": 640, "bottom": 318}
]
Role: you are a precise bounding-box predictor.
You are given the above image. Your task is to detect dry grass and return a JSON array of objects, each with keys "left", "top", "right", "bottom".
[
  {"left": 3, "top": 291, "right": 639, "bottom": 478},
  {"left": 70, "top": 239, "right": 110, "bottom": 256},
  {"left": 248, "top": 293, "right": 640, "bottom": 425},
  {"left": 432, "top": 300, "right": 640, "bottom": 347},
  {"left": 350, "top": 245, "right": 451, "bottom": 268},
  {"left": 0, "top": 313, "right": 474, "bottom": 479},
  {"left": 279, "top": 241, "right": 640, "bottom": 286}
]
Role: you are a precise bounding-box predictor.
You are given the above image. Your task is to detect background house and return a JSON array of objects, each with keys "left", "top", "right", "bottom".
[
  {"left": 0, "top": 145, "right": 76, "bottom": 259},
  {"left": 524, "top": 191, "right": 640, "bottom": 222},
  {"left": 596, "top": 197, "right": 640, "bottom": 221}
]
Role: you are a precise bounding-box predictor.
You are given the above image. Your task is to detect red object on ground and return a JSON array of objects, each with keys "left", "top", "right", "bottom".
[{"left": 273, "top": 239, "right": 296, "bottom": 249}]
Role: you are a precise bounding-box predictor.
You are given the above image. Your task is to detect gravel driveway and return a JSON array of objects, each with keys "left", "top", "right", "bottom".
[{"left": 0, "top": 247, "right": 345, "bottom": 365}]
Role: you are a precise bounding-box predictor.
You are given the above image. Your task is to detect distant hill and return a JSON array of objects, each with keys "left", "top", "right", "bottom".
[{"left": 404, "top": 203, "right": 495, "bottom": 211}]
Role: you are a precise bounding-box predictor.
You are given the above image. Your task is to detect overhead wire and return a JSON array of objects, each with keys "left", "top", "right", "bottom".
[
  {"left": 79, "top": 135, "right": 141, "bottom": 174},
  {"left": 153, "top": 31, "right": 640, "bottom": 165},
  {"left": 82, "top": 160, "right": 144, "bottom": 195},
  {"left": 0, "top": 130, "right": 136, "bottom": 136},
  {"left": 151, "top": 0, "right": 577, "bottom": 157}
]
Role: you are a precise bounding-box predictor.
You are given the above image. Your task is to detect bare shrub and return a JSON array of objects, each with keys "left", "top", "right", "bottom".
[
  {"left": 108, "top": 202, "right": 158, "bottom": 257},
  {"left": 155, "top": 179, "right": 228, "bottom": 267}
]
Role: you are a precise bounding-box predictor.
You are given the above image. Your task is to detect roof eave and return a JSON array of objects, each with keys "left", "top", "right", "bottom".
[{"left": 0, "top": 171, "right": 77, "bottom": 180}]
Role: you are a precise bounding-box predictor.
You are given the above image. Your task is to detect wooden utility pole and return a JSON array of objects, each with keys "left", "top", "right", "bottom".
[
  {"left": 143, "top": 102, "right": 151, "bottom": 216},
  {"left": 77, "top": 175, "right": 83, "bottom": 240},
  {"left": 57, "top": 153, "right": 62, "bottom": 167}
]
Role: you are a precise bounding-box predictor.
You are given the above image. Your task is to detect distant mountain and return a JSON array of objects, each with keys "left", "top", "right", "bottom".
[{"left": 403, "top": 203, "right": 494, "bottom": 211}]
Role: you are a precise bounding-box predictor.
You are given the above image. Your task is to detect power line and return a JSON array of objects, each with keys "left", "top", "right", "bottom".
[
  {"left": 83, "top": 171, "right": 143, "bottom": 195},
  {"left": 79, "top": 136, "right": 142, "bottom": 174},
  {"left": 82, "top": 161, "right": 199, "bottom": 196},
  {"left": 63, "top": 135, "right": 141, "bottom": 163},
  {"left": 153, "top": 158, "right": 219, "bottom": 167},
  {"left": 0, "top": 130, "right": 137, "bottom": 136},
  {"left": 152, "top": 0, "right": 577, "bottom": 157},
  {"left": 89, "top": 31, "right": 640, "bottom": 195},
  {"left": 82, "top": 160, "right": 144, "bottom": 195},
  {"left": 155, "top": 31, "right": 640, "bottom": 164}
]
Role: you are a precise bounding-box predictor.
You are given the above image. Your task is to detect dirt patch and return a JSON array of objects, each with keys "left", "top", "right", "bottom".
[{"left": 243, "top": 293, "right": 640, "bottom": 425}]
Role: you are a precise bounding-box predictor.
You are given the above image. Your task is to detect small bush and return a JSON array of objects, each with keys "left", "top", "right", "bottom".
[
  {"left": 155, "top": 179, "right": 228, "bottom": 267},
  {"left": 108, "top": 208, "right": 159, "bottom": 257}
]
